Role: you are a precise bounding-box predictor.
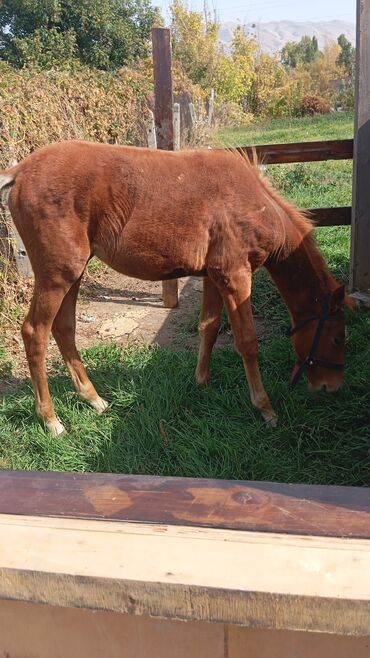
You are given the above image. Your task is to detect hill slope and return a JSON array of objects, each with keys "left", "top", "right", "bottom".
[{"left": 219, "top": 20, "right": 356, "bottom": 53}]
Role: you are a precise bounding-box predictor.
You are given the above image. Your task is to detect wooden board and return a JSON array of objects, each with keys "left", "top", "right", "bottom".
[
  {"left": 0, "top": 514, "right": 369, "bottom": 635},
  {"left": 152, "top": 27, "right": 179, "bottom": 309},
  {"left": 0, "top": 471, "right": 369, "bottom": 539},
  {"left": 239, "top": 139, "right": 353, "bottom": 165},
  {"left": 350, "top": 0, "right": 370, "bottom": 290},
  {"left": 0, "top": 601, "right": 369, "bottom": 658},
  {"left": 309, "top": 206, "right": 351, "bottom": 227}
]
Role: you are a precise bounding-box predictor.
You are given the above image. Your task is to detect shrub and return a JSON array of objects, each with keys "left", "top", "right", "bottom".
[{"left": 299, "top": 94, "right": 331, "bottom": 116}]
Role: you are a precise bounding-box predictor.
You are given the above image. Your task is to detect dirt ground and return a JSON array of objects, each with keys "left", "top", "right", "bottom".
[
  {"left": 77, "top": 271, "right": 206, "bottom": 349},
  {"left": 2, "top": 269, "right": 237, "bottom": 386}
]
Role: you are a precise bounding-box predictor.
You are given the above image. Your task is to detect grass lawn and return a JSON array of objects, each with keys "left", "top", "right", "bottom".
[{"left": 1, "top": 112, "right": 369, "bottom": 485}]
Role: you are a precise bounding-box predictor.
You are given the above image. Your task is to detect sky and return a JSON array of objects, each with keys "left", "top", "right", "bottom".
[{"left": 158, "top": 0, "right": 356, "bottom": 26}]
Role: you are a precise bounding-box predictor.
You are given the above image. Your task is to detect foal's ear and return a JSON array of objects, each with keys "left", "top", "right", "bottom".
[{"left": 330, "top": 284, "right": 345, "bottom": 312}]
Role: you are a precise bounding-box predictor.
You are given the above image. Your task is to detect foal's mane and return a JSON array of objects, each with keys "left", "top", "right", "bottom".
[{"left": 227, "top": 147, "right": 338, "bottom": 291}]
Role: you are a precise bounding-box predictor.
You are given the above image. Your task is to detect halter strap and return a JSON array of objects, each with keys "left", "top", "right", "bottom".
[{"left": 287, "top": 294, "right": 344, "bottom": 388}]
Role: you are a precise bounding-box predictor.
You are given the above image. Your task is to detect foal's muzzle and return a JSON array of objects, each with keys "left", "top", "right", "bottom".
[{"left": 286, "top": 294, "right": 344, "bottom": 389}]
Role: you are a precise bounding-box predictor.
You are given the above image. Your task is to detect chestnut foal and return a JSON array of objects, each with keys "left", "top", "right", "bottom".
[{"left": 1, "top": 141, "right": 348, "bottom": 435}]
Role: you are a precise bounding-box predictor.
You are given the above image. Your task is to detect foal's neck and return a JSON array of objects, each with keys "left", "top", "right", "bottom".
[{"left": 265, "top": 228, "right": 336, "bottom": 323}]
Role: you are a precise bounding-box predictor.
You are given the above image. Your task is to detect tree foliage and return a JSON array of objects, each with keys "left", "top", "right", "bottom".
[
  {"left": 337, "top": 33, "right": 356, "bottom": 77},
  {"left": 281, "top": 35, "right": 319, "bottom": 68},
  {"left": 171, "top": 4, "right": 255, "bottom": 103},
  {"left": 171, "top": 0, "right": 219, "bottom": 88},
  {"left": 0, "top": 0, "right": 161, "bottom": 69}
]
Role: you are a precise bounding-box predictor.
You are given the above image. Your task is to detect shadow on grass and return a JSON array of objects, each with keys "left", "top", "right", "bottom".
[{"left": 1, "top": 328, "right": 369, "bottom": 486}]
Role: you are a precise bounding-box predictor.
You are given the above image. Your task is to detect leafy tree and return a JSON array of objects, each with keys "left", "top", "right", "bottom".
[
  {"left": 281, "top": 35, "right": 319, "bottom": 68},
  {"left": 171, "top": 5, "right": 255, "bottom": 105},
  {"left": 337, "top": 33, "right": 355, "bottom": 77},
  {"left": 0, "top": 0, "right": 161, "bottom": 69},
  {"left": 171, "top": 0, "right": 219, "bottom": 88},
  {"left": 309, "top": 42, "right": 343, "bottom": 96},
  {"left": 247, "top": 52, "right": 287, "bottom": 115},
  {"left": 208, "top": 26, "right": 255, "bottom": 104}
]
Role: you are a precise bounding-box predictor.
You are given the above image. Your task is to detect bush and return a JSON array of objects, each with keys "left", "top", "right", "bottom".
[
  {"left": 299, "top": 94, "right": 331, "bottom": 116},
  {"left": 0, "top": 61, "right": 152, "bottom": 168},
  {"left": 213, "top": 102, "right": 253, "bottom": 128},
  {"left": 334, "top": 80, "right": 355, "bottom": 112}
]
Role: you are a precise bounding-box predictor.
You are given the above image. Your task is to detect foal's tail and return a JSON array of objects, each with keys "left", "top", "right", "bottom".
[
  {"left": 0, "top": 164, "right": 18, "bottom": 204},
  {"left": 0, "top": 172, "right": 15, "bottom": 190}
]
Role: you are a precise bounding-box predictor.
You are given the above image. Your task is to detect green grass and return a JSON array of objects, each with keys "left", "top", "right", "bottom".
[
  {"left": 1, "top": 304, "right": 369, "bottom": 484},
  {"left": 1, "top": 113, "right": 369, "bottom": 485},
  {"left": 215, "top": 112, "right": 354, "bottom": 146}
]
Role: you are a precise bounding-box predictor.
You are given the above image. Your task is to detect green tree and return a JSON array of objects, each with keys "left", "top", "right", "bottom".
[
  {"left": 0, "top": 0, "right": 161, "bottom": 69},
  {"left": 171, "top": 0, "right": 219, "bottom": 88},
  {"left": 281, "top": 35, "right": 319, "bottom": 69},
  {"left": 337, "top": 33, "right": 355, "bottom": 77}
]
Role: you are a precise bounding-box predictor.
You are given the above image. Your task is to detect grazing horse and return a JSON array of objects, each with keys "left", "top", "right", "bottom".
[{"left": 0, "top": 141, "right": 349, "bottom": 435}]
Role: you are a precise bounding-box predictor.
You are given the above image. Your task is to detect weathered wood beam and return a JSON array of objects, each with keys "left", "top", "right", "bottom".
[
  {"left": 309, "top": 206, "right": 352, "bottom": 227},
  {"left": 0, "top": 471, "right": 369, "bottom": 539},
  {"left": 350, "top": 0, "right": 370, "bottom": 293},
  {"left": 238, "top": 138, "right": 353, "bottom": 165},
  {"left": 152, "top": 27, "right": 179, "bottom": 309},
  {"left": 0, "top": 514, "right": 369, "bottom": 635}
]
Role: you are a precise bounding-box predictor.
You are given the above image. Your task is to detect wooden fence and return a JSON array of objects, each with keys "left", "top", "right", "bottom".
[
  {"left": 239, "top": 137, "right": 353, "bottom": 228},
  {"left": 0, "top": 470, "right": 369, "bottom": 657}
]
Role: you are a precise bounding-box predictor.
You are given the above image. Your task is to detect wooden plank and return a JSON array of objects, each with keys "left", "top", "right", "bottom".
[
  {"left": 173, "top": 102, "right": 181, "bottom": 151},
  {"left": 309, "top": 206, "right": 352, "bottom": 227},
  {"left": 349, "top": 291, "right": 370, "bottom": 308},
  {"left": 239, "top": 138, "right": 353, "bottom": 165},
  {"left": 0, "top": 471, "right": 369, "bottom": 539},
  {"left": 145, "top": 109, "right": 157, "bottom": 149},
  {"left": 152, "top": 27, "right": 174, "bottom": 151},
  {"left": 152, "top": 27, "right": 179, "bottom": 309},
  {"left": 0, "top": 515, "right": 369, "bottom": 635},
  {"left": 1, "top": 602, "right": 368, "bottom": 658},
  {"left": 229, "top": 627, "right": 370, "bottom": 658},
  {"left": 0, "top": 602, "right": 226, "bottom": 658},
  {"left": 350, "top": 0, "right": 370, "bottom": 291}
]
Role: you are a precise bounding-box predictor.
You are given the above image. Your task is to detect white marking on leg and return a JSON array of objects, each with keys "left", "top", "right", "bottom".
[
  {"left": 45, "top": 417, "right": 66, "bottom": 437},
  {"left": 89, "top": 396, "right": 109, "bottom": 414}
]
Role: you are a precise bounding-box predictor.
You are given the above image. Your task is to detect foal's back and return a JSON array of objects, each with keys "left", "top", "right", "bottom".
[{"left": 6, "top": 140, "right": 270, "bottom": 281}]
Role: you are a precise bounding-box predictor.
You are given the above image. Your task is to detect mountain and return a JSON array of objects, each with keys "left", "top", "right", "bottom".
[{"left": 218, "top": 20, "right": 356, "bottom": 54}]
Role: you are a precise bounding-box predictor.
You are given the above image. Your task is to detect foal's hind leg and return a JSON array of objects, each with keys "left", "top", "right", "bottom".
[
  {"left": 22, "top": 283, "right": 71, "bottom": 436},
  {"left": 52, "top": 277, "right": 108, "bottom": 413},
  {"left": 196, "top": 277, "right": 223, "bottom": 385},
  {"left": 209, "top": 265, "right": 277, "bottom": 426}
]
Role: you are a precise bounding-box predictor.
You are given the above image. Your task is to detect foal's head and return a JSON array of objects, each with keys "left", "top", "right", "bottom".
[{"left": 289, "top": 285, "right": 348, "bottom": 392}]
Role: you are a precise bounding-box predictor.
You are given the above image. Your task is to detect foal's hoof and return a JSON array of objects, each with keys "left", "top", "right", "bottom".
[
  {"left": 90, "top": 396, "right": 109, "bottom": 414},
  {"left": 195, "top": 370, "right": 210, "bottom": 386},
  {"left": 263, "top": 412, "right": 278, "bottom": 428},
  {"left": 46, "top": 417, "right": 66, "bottom": 437}
]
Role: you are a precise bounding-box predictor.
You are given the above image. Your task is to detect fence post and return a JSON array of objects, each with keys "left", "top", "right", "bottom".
[
  {"left": 146, "top": 110, "right": 157, "bottom": 149},
  {"left": 208, "top": 88, "right": 215, "bottom": 127},
  {"left": 173, "top": 102, "right": 181, "bottom": 151},
  {"left": 349, "top": 0, "right": 370, "bottom": 302},
  {"left": 152, "top": 27, "right": 179, "bottom": 309}
]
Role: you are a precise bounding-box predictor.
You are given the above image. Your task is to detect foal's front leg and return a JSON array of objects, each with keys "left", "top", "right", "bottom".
[{"left": 209, "top": 265, "right": 277, "bottom": 426}]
